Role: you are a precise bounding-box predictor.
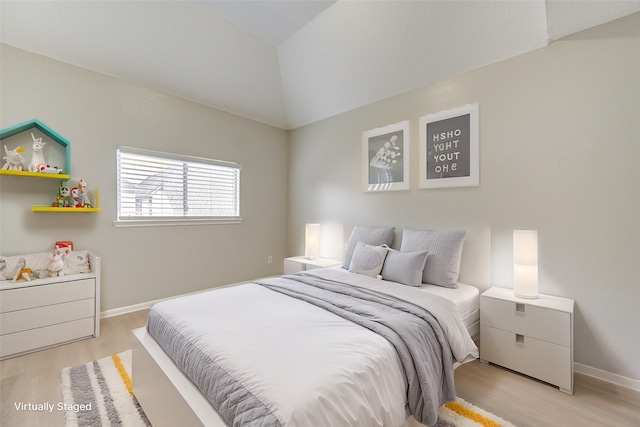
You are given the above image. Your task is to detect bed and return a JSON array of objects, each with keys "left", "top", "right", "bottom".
[{"left": 132, "top": 227, "right": 480, "bottom": 427}]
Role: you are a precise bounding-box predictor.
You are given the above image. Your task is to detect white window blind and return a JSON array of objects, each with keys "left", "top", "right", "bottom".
[{"left": 116, "top": 146, "right": 240, "bottom": 225}]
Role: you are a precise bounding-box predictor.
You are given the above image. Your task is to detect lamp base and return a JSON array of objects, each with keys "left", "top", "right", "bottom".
[{"left": 514, "top": 291, "right": 538, "bottom": 300}]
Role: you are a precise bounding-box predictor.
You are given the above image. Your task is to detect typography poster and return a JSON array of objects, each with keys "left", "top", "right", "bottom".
[{"left": 419, "top": 103, "right": 479, "bottom": 189}]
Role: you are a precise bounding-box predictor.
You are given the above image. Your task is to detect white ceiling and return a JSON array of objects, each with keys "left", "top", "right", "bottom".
[{"left": 1, "top": 1, "right": 639, "bottom": 130}]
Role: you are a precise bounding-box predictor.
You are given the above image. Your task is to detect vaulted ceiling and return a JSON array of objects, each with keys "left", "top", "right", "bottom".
[{"left": 1, "top": 1, "right": 639, "bottom": 130}]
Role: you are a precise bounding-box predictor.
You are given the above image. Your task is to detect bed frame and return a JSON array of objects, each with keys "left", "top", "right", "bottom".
[{"left": 132, "top": 319, "right": 479, "bottom": 427}]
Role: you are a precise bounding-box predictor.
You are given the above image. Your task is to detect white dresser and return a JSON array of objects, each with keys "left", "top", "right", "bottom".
[
  {"left": 283, "top": 256, "right": 342, "bottom": 275},
  {"left": 0, "top": 252, "right": 100, "bottom": 359},
  {"left": 480, "top": 287, "right": 574, "bottom": 394}
]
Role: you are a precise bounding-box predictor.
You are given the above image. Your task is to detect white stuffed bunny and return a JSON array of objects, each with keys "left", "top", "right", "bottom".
[
  {"left": 48, "top": 247, "right": 68, "bottom": 277},
  {"left": 2, "top": 145, "right": 27, "bottom": 171}
]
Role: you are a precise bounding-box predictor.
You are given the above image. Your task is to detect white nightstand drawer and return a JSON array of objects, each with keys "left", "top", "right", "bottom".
[
  {"left": 0, "top": 298, "right": 95, "bottom": 335},
  {"left": 481, "top": 325, "right": 572, "bottom": 391},
  {"left": 0, "top": 279, "right": 95, "bottom": 313},
  {"left": 481, "top": 296, "right": 570, "bottom": 346}
]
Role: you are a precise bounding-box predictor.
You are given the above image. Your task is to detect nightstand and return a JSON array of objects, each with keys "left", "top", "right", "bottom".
[
  {"left": 283, "top": 256, "right": 342, "bottom": 275},
  {"left": 480, "top": 287, "right": 574, "bottom": 394}
]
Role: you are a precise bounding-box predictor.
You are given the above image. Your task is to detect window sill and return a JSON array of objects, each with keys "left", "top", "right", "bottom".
[{"left": 112, "top": 218, "right": 242, "bottom": 227}]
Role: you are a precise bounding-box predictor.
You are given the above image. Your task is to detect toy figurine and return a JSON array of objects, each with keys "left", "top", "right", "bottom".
[
  {"left": 0, "top": 259, "right": 7, "bottom": 281},
  {"left": 13, "top": 258, "right": 33, "bottom": 282},
  {"left": 28, "top": 133, "right": 47, "bottom": 172},
  {"left": 2, "top": 145, "right": 26, "bottom": 171},
  {"left": 48, "top": 247, "right": 69, "bottom": 277},
  {"left": 78, "top": 179, "right": 92, "bottom": 207},
  {"left": 53, "top": 183, "right": 71, "bottom": 207},
  {"left": 70, "top": 187, "right": 82, "bottom": 208}
]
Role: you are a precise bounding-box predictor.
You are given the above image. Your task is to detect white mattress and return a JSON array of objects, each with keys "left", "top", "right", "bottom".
[{"left": 417, "top": 282, "right": 480, "bottom": 328}]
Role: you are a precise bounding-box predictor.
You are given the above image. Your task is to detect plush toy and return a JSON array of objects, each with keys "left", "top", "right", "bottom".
[
  {"left": 70, "top": 187, "right": 82, "bottom": 208},
  {"left": 13, "top": 258, "right": 34, "bottom": 282},
  {"left": 0, "top": 259, "right": 7, "bottom": 281},
  {"left": 28, "top": 133, "right": 47, "bottom": 172},
  {"left": 78, "top": 179, "right": 92, "bottom": 208},
  {"left": 2, "top": 145, "right": 26, "bottom": 171},
  {"left": 53, "top": 184, "right": 71, "bottom": 207},
  {"left": 48, "top": 247, "right": 68, "bottom": 277}
]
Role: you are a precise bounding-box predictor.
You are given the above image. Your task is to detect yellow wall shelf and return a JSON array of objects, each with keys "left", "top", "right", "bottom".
[
  {"left": 32, "top": 188, "right": 100, "bottom": 212},
  {"left": 31, "top": 206, "right": 101, "bottom": 212},
  {"left": 0, "top": 170, "right": 70, "bottom": 180}
]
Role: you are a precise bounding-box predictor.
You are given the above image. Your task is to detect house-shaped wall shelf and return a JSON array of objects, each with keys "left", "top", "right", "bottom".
[{"left": 1, "top": 119, "right": 71, "bottom": 179}]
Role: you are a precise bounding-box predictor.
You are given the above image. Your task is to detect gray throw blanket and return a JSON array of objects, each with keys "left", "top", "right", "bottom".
[{"left": 255, "top": 274, "right": 455, "bottom": 427}]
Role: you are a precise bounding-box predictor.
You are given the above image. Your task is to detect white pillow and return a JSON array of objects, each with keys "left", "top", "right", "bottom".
[
  {"left": 400, "top": 228, "right": 465, "bottom": 288},
  {"left": 348, "top": 242, "right": 389, "bottom": 278},
  {"left": 342, "top": 226, "right": 395, "bottom": 269},
  {"left": 381, "top": 249, "right": 429, "bottom": 287}
]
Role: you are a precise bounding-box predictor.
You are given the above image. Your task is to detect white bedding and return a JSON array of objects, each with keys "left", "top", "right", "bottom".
[
  {"left": 417, "top": 282, "right": 479, "bottom": 328},
  {"left": 148, "top": 268, "right": 478, "bottom": 427}
]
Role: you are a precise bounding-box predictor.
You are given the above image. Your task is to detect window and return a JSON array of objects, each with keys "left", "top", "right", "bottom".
[{"left": 116, "top": 146, "right": 241, "bottom": 226}]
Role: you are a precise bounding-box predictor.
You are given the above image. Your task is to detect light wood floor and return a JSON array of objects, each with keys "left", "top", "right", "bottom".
[{"left": 1, "top": 310, "right": 639, "bottom": 426}]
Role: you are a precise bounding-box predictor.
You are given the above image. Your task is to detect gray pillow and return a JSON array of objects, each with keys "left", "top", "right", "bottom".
[
  {"left": 348, "top": 242, "right": 389, "bottom": 277},
  {"left": 381, "top": 249, "right": 429, "bottom": 287},
  {"left": 342, "top": 226, "right": 395, "bottom": 269},
  {"left": 400, "top": 228, "right": 466, "bottom": 288}
]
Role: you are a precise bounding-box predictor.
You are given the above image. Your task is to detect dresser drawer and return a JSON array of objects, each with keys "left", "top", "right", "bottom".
[
  {"left": 0, "top": 279, "right": 95, "bottom": 313},
  {"left": 481, "top": 296, "right": 570, "bottom": 346},
  {"left": 0, "top": 317, "right": 95, "bottom": 359},
  {"left": 0, "top": 298, "right": 95, "bottom": 335},
  {"left": 481, "top": 325, "right": 571, "bottom": 390}
]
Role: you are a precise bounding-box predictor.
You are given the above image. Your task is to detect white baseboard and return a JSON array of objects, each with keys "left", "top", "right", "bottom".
[
  {"left": 574, "top": 363, "right": 640, "bottom": 392},
  {"left": 100, "top": 280, "right": 252, "bottom": 319}
]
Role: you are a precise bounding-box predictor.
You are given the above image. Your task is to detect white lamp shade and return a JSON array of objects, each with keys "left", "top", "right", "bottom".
[
  {"left": 513, "top": 230, "right": 538, "bottom": 299},
  {"left": 305, "top": 223, "right": 320, "bottom": 259}
]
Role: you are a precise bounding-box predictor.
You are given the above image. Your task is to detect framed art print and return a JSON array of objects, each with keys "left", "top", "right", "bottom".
[
  {"left": 362, "top": 120, "right": 410, "bottom": 192},
  {"left": 419, "top": 103, "right": 479, "bottom": 189}
]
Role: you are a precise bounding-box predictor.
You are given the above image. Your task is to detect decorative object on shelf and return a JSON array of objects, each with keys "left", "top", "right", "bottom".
[
  {"left": 419, "top": 102, "right": 479, "bottom": 189},
  {"left": 0, "top": 259, "right": 7, "bottom": 281},
  {"left": 2, "top": 145, "right": 27, "bottom": 171},
  {"left": 47, "top": 246, "right": 69, "bottom": 277},
  {"left": 513, "top": 229, "right": 538, "bottom": 299},
  {"left": 78, "top": 179, "right": 92, "bottom": 207},
  {"left": 52, "top": 182, "right": 71, "bottom": 207},
  {"left": 1, "top": 119, "right": 71, "bottom": 175},
  {"left": 305, "top": 223, "right": 320, "bottom": 259},
  {"left": 55, "top": 241, "right": 74, "bottom": 250},
  {"left": 12, "top": 258, "right": 33, "bottom": 282},
  {"left": 362, "top": 120, "right": 410, "bottom": 192},
  {"left": 27, "top": 132, "right": 47, "bottom": 172}
]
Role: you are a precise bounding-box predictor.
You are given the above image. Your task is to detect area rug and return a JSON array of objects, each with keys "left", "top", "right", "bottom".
[
  {"left": 62, "top": 350, "right": 514, "bottom": 427},
  {"left": 60, "top": 350, "right": 150, "bottom": 427},
  {"left": 436, "top": 397, "right": 516, "bottom": 427}
]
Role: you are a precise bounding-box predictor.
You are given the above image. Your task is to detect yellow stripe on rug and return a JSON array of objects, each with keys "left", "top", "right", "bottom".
[
  {"left": 438, "top": 397, "right": 516, "bottom": 427},
  {"left": 112, "top": 353, "right": 134, "bottom": 396}
]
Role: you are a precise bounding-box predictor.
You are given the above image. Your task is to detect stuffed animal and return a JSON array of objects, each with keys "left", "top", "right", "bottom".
[
  {"left": 13, "top": 258, "right": 34, "bottom": 282},
  {"left": 28, "top": 133, "right": 47, "bottom": 172},
  {"left": 78, "top": 179, "right": 92, "bottom": 207},
  {"left": 2, "top": 145, "right": 26, "bottom": 171},
  {"left": 48, "top": 247, "right": 68, "bottom": 277},
  {"left": 70, "top": 187, "right": 82, "bottom": 208},
  {"left": 53, "top": 184, "right": 71, "bottom": 207},
  {"left": 0, "top": 259, "right": 7, "bottom": 281}
]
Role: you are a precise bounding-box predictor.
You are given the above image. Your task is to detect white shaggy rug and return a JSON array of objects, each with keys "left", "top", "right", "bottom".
[
  {"left": 61, "top": 350, "right": 515, "bottom": 427},
  {"left": 60, "top": 350, "right": 150, "bottom": 427}
]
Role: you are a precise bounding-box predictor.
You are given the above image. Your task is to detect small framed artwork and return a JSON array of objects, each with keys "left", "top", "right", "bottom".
[
  {"left": 362, "top": 120, "right": 410, "bottom": 192},
  {"left": 419, "top": 103, "right": 479, "bottom": 189}
]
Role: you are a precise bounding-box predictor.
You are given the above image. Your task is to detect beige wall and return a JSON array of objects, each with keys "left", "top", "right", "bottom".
[
  {"left": 288, "top": 14, "right": 640, "bottom": 381},
  {"left": 0, "top": 44, "right": 289, "bottom": 311}
]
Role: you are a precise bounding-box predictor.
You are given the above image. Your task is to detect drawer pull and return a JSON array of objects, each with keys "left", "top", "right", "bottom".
[
  {"left": 516, "top": 334, "right": 525, "bottom": 344},
  {"left": 516, "top": 303, "right": 525, "bottom": 313}
]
